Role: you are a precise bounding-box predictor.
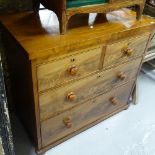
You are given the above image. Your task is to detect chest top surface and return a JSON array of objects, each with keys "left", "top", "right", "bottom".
[{"left": 0, "top": 9, "right": 155, "bottom": 60}]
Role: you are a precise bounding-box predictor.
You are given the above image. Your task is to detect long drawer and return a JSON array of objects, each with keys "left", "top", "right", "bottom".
[
  {"left": 103, "top": 34, "right": 149, "bottom": 67},
  {"left": 41, "top": 81, "right": 134, "bottom": 147},
  {"left": 37, "top": 46, "right": 102, "bottom": 92},
  {"left": 39, "top": 58, "right": 141, "bottom": 121}
]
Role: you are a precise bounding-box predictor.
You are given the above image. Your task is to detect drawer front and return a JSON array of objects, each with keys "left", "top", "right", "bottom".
[
  {"left": 39, "top": 58, "right": 141, "bottom": 121},
  {"left": 41, "top": 82, "right": 134, "bottom": 147},
  {"left": 103, "top": 34, "right": 149, "bottom": 67},
  {"left": 37, "top": 46, "right": 102, "bottom": 92}
]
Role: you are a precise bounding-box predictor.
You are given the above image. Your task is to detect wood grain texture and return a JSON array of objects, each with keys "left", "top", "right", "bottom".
[
  {"left": 39, "top": 58, "right": 142, "bottom": 121},
  {"left": 35, "top": 0, "right": 146, "bottom": 33},
  {"left": 103, "top": 34, "right": 149, "bottom": 67},
  {"left": 38, "top": 104, "right": 129, "bottom": 154},
  {"left": 0, "top": 9, "right": 155, "bottom": 60},
  {"left": 41, "top": 81, "right": 134, "bottom": 147},
  {"left": 0, "top": 10, "right": 154, "bottom": 154},
  {"left": 37, "top": 46, "right": 102, "bottom": 92}
]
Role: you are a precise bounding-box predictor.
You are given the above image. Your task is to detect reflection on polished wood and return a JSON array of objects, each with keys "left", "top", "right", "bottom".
[
  {"left": 0, "top": 9, "right": 154, "bottom": 60},
  {"left": 0, "top": 9, "right": 155, "bottom": 154}
]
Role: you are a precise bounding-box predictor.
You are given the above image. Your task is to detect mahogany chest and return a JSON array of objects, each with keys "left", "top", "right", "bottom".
[{"left": 0, "top": 9, "right": 155, "bottom": 154}]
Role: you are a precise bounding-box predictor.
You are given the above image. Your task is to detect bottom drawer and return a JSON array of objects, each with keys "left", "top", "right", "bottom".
[{"left": 41, "top": 81, "right": 134, "bottom": 147}]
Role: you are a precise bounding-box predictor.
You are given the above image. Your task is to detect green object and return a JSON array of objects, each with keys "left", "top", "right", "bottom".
[{"left": 67, "top": 0, "right": 109, "bottom": 8}]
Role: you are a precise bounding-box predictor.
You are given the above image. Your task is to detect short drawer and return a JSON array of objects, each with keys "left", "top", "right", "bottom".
[
  {"left": 103, "top": 34, "right": 149, "bottom": 67},
  {"left": 37, "top": 46, "right": 102, "bottom": 92},
  {"left": 41, "top": 81, "right": 134, "bottom": 147},
  {"left": 39, "top": 58, "right": 141, "bottom": 121}
]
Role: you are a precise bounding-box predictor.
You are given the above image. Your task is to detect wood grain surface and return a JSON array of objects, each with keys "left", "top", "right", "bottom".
[
  {"left": 0, "top": 9, "right": 154, "bottom": 153},
  {"left": 41, "top": 81, "right": 134, "bottom": 147},
  {"left": 0, "top": 9, "right": 155, "bottom": 60},
  {"left": 37, "top": 0, "right": 145, "bottom": 33},
  {"left": 103, "top": 34, "right": 149, "bottom": 67},
  {"left": 37, "top": 46, "right": 102, "bottom": 92},
  {"left": 39, "top": 58, "right": 141, "bottom": 121}
]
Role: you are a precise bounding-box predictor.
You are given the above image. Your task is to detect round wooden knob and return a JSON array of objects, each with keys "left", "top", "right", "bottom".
[
  {"left": 124, "top": 48, "right": 133, "bottom": 56},
  {"left": 117, "top": 72, "right": 126, "bottom": 80},
  {"left": 67, "top": 92, "right": 77, "bottom": 101},
  {"left": 63, "top": 117, "right": 72, "bottom": 128},
  {"left": 109, "top": 97, "right": 119, "bottom": 106},
  {"left": 68, "top": 66, "right": 78, "bottom": 75}
]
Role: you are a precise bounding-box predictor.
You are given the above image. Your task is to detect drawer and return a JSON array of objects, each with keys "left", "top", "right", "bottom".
[
  {"left": 37, "top": 46, "right": 102, "bottom": 92},
  {"left": 41, "top": 81, "right": 134, "bottom": 147},
  {"left": 39, "top": 58, "right": 141, "bottom": 121},
  {"left": 103, "top": 34, "right": 149, "bottom": 67}
]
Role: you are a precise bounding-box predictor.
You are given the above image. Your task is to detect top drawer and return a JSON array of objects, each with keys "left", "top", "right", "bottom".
[
  {"left": 103, "top": 34, "right": 149, "bottom": 67},
  {"left": 37, "top": 46, "right": 102, "bottom": 92}
]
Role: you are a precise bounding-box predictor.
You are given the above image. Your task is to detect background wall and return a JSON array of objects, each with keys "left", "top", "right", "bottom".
[{"left": 0, "top": 0, "right": 32, "bottom": 13}]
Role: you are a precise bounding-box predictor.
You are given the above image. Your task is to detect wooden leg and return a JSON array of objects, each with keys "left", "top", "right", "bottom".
[
  {"left": 136, "top": 3, "right": 145, "bottom": 20},
  {"left": 58, "top": 12, "right": 68, "bottom": 34},
  {"left": 61, "top": 20, "right": 67, "bottom": 35}
]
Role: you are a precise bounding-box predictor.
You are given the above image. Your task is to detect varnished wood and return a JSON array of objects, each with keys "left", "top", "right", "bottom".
[
  {"left": 103, "top": 34, "right": 150, "bottom": 67},
  {"left": 37, "top": 46, "right": 102, "bottom": 92},
  {"left": 123, "top": 47, "right": 134, "bottom": 56},
  {"left": 35, "top": 0, "right": 146, "bottom": 33},
  {"left": 67, "top": 92, "right": 77, "bottom": 102},
  {"left": 109, "top": 97, "right": 119, "bottom": 105},
  {"left": 39, "top": 58, "right": 142, "bottom": 121},
  {"left": 117, "top": 72, "right": 127, "bottom": 80},
  {"left": 38, "top": 103, "right": 129, "bottom": 154},
  {"left": 41, "top": 82, "right": 134, "bottom": 147},
  {"left": 63, "top": 117, "right": 72, "bottom": 128},
  {"left": 0, "top": 9, "right": 155, "bottom": 61},
  {"left": 0, "top": 10, "right": 154, "bottom": 154},
  {"left": 68, "top": 65, "right": 78, "bottom": 75}
]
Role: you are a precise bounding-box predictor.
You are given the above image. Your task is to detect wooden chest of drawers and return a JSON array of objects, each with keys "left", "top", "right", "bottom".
[{"left": 0, "top": 9, "right": 155, "bottom": 154}]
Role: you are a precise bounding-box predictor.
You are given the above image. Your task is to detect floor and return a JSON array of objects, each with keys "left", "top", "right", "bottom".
[{"left": 12, "top": 63, "right": 155, "bottom": 155}]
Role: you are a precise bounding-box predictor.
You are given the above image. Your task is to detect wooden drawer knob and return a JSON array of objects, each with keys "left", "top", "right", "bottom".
[
  {"left": 63, "top": 117, "right": 72, "bottom": 128},
  {"left": 117, "top": 72, "right": 126, "bottom": 80},
  {"left": 68, "top": 66, "right": 78, "bottom": 75},
  {"left": 109, "top": 97, "right": 119, "bottom": 106},
  {"left": 123, "top": 48, "right": 133, "bottom": 56},
  {"left": 67, "top": 92, "right": 77, "bottom": 101}
]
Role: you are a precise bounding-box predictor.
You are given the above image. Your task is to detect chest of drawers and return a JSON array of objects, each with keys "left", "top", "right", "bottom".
[{"left": 0, "top": 10, "right": 155, "bottom": 154}]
